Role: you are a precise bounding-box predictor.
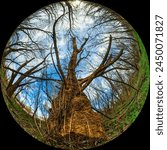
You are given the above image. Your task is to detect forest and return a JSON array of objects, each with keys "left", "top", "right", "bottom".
[{"left": 1, "top": 1, "right": 149, "bottom": 149}]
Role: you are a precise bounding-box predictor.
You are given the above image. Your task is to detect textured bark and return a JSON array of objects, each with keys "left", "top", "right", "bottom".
[
  {"left": 47, "top": 90, "right": 106, "bottom": 146},
  {"left": 47, "top": 46, "right": 106, "bottom": 144}
]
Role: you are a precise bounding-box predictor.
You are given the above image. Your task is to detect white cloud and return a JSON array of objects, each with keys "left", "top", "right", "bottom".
[
  {"left": 71, "top": 0, "right": 82, "bottom": 6},
  {"left": 59, "top": 50, "right": 67, "bottom": 59},
  {"left": 98, "top": 47, "right": 106, "bottom": 55},
  {"left": 58, "top": 39, "right": 66, "bottom": 47},
  {"left": 101, "top": 79, "right": 110, "bottom": 90}
]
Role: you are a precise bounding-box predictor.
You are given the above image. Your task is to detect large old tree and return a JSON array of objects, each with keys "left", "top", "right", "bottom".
[{"left": 1, "top": 0, "right": 141, "bottom": 148}]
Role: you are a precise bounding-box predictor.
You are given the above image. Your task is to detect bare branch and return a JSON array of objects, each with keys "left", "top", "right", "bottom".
[
  {"left": 4, "top": 67, "right": 56, "bottom": 82},
  {"left": 81, "top": 48, "right": 124, "bottom": 91},
  {"left": 50, "top": 45, "right": 63, "bottom": 81},
  {"left": 72, "top": 37, "right": 78, "bottom": 51},
  {"left": 78, "top": 38, "right": 89, "bottom": 52},
  {"left": 52, "top": 12, "right": 67, "bottom": 84},
  {"left": 102, "top": 75, "right": 138, "bottom": 91},
  {"left": 6, "top": 58, "right": 35, "bottom": 89},
  {"left": 99, "top": 35, "right": 112, "bottom": 66},
  {"left": 76, "top": 51, "right": 90, "bottom": 66}
]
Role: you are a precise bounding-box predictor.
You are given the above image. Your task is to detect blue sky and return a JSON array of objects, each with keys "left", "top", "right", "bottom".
[{"left": 5, "top": 0, "right": 136, "bottom": 118}]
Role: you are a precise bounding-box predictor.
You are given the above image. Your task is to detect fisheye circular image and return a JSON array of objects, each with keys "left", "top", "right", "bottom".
[{"left": 1, "top": 0, "right": 149, "bottom": 149}]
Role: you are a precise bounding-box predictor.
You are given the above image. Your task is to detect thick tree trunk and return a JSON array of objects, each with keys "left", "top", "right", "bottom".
[
  {"left": 47, "top": 38, "right": 107, "bottom": 147},
  {"left": 47, "top": 89, "right": 106, "bottom": 147},
  {"left": 47, "top": 57, "right": 106, "bottom": 145}
]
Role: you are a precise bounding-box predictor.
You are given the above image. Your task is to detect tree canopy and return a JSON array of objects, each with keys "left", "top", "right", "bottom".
[
  {"left": 0, "top": 1, "right": 150, "bottom": 149},
  {"left": 2, "top": 1, "right": 140, "bottom": 118}
]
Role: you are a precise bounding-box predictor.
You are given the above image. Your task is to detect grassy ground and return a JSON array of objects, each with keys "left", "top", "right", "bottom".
[
  {"left": 0, "top": 68, "right": 46, "bottom": 143},
  {"left": 102, "top": 31, "right": 149, "bottom": 141},
  {"left": 0, "top": 30, "right": 149, "bottom": 149}
]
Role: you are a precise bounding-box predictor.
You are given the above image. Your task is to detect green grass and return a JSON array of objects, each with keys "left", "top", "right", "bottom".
[
  {"left": 4, "top": 92, "right": 46, "bottom": 140},
  {"left": 0, "top": 30, "right": 150, "bottom": 148},
  {"left": 103, "top": 31, "right": 149, "bottom": 141},
  {"left": 1, "top": 67, "right": 46, "bottom": 143}
]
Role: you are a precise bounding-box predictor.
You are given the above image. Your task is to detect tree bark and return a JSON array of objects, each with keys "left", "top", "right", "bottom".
[
  {"left": 47, "top": 88, "right": 106, "bottom": 146},
  {"left": 47, "top": 38, "right": 106, "bottom": 145}
]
